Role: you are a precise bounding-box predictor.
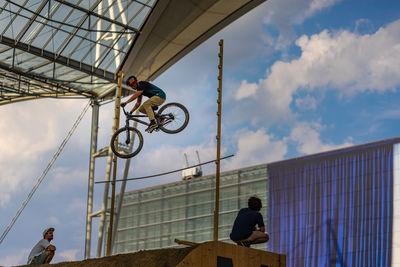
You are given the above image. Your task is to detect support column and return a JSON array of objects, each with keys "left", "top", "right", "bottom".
[{"left": 84, "top": 99, "right": 99, "bottom": 259}]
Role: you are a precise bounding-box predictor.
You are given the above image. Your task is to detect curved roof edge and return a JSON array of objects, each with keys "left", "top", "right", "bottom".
[{"left": 121, "top": 0, "right": 267, "bottom": 81}]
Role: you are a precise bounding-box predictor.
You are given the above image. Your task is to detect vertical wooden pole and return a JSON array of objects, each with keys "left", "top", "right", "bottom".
[
  {"left": 214, "top": 39, "right": 223, "bottom": 241},
  {"left": 106, "top": 70, "right": 123, "bottom": 256}
]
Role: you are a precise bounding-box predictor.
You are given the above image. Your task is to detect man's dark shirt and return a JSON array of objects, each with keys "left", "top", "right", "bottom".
[
  {"left": 230, "top": 208, "right": 265, "bottom": 241},
  {"left": 137, "top": 81, "right": 166, "bottom": 99}
]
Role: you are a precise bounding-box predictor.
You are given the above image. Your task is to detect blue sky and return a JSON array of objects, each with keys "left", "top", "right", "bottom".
[{"left": 1, "top": 0, "right": 400, "bottom": 265}]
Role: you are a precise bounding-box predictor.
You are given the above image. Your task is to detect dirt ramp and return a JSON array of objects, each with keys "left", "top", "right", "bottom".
[
  {"left": 17, "top": 241, "right": 285, "bottom": 267},
  {"left": 177, "top": 241, "right": 286, "bottom": 267},
  {"left": 17, "top": 247, "right": 195, "bottom": 267}
]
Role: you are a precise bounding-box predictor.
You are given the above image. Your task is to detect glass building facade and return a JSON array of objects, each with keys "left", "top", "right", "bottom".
[{"left": 112, "top": 164, "right": 268, "bottom": 254}]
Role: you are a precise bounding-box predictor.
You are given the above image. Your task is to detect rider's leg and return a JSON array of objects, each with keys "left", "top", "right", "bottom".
[
  {"left": 139, "top": 96, "right": 165, "bottom": 120},
  {"left": 139, "top": 96, "right": 165, "bottom": 132}
]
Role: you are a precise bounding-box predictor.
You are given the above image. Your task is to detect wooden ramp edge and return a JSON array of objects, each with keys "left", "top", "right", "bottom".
[{"left": 176, "top": 241, "right": 285, "bottom": 267}]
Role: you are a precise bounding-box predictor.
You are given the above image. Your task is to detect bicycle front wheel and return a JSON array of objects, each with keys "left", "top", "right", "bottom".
[
  {"left": 157, "top": 102, "right": 189, "bottom": 134},
  {"left": 110, "top": 127, "right": 144, "bottom": 158}
]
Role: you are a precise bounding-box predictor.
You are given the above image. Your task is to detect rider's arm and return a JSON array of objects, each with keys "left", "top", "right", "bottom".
[
  {"left": 125, "top": 90, "right": 143, "bottom": 104},
  {"left": 130, "top": 95, "right": 142, "bottom": 113}
]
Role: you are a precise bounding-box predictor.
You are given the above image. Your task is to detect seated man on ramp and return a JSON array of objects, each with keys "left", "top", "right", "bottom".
[
  {"left": 27, "top": 227, "right": 56, "bottom": 265},
  {"left": 230, "top": 196, "right": 269, "bottom": 248},
  {"left": 121, "top": 75, "right": 166, "bottom": 133}
]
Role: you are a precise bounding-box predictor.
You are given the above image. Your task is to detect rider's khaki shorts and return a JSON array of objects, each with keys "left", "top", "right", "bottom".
[{"left": 139, "top": 96, "right": 165, "bottom": 120}]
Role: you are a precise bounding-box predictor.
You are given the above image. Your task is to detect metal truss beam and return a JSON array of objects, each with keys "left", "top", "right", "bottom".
[
  {"left": 0, "top": 35, "right": 117, "bottom": 82},
  {"left": 0, "top": 62, "right": 92, "bottom": 105},
  {"left": 54, "top": 0, "right": 140, "bottom": 34}
]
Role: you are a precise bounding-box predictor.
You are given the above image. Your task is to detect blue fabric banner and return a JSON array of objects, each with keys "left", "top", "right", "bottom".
[{"left": 268, "top": 143, "right": 393, "bottom": 266}]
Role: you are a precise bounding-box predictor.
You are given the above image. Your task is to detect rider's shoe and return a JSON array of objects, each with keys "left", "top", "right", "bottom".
[
  {"left": 145, "top": 121, "right": 158, "bottom": 133},
  {"left": 237, "top": 241, "right": 251, "bottom": 248}
]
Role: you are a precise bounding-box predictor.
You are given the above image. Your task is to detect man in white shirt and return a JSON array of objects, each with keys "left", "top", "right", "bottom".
[{"left": 27, "top": 227, "right": 56, "bottom": 265}]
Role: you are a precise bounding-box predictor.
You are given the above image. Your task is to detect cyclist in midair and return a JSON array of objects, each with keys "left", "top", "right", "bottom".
[{"left": 121, "top": 75, "right": 166, "bottom": 133}]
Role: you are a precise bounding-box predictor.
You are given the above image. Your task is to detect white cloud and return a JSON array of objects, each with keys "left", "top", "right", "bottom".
[
  {"left": 48, "top": 216, "right": 60, "bottom": 225},
  {"left": 234, "top": 19, "right": 400, "bottom": 124},
  {"left": 214, "top": 1, "right": 272, "bottom": 66},
  {"left": 292, "top": 21, "right": 400, "bottom": 95},
  {"left": 223, "top": 129, "right": 287, "bottom": 170},
  {"left": 0, "top": 249, "right": 29, "bottom": 267},
  {"left": 58, "top": 249, "right": 79, "bottom": 262},
  {"left": 354, "top": 18, "right": 375, "bottom": 34},
  {"left": 130, "top": 140, "right": 218, "bottom": 186},
  {"left": 264, "top": 0, "right": 342, "bottom": 48},
  {"left": 126, "top": 128, "right": 288, "bottom": 187},
  {"left": 132, "top": 124, "right": 354, "bottom": 178},
  {"left": 49, "top": 168, "right": 87, "bottom": 193},
  {"left": 66, "top": 198, "right": 87, "bottom": 216},
  {"left": 0, "top": 99, "right": 90, "bottom": 207},
  {"left": 306, "top": 0, "right": 339, "bottom": 17},
  {"left": 289, "top": 121, "right": 353, "bottom": 154},
  {"left": 235, "top": 80, "right": 258, "bottom": 100},
  {"left": 0, "top": 191, "right": 10, "bottom": 207},
  {"left": 295, "top": 94, "right": 317, "bottom": 110}
]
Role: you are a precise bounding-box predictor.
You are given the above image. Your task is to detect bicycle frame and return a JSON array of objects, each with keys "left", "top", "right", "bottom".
[
  {"left": 119, "top": 102, "right": 186, "bottom": 135},
  {"left": 121, "top": 106, "right": 154, "bottom": 128},
  {"left": 127, "top": 114, "right": 151, "bottom": 127}
]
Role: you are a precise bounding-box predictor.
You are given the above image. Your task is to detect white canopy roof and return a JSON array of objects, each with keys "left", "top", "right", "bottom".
[{"left": 0, "top": 0, "right": 266, "bottom": 105}]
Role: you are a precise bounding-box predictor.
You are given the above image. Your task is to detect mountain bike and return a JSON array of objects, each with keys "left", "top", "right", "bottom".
[{"left": 110, "top": 103, "right": 189, "bottom": 158}]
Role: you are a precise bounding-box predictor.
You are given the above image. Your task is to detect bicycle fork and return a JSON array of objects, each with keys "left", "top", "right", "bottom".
[{"left": 124, "top": 118, "right": 131, "bottom": 145}]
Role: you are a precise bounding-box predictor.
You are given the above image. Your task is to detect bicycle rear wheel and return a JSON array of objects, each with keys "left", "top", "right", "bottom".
[
  {"left": 157, "top": 102, "right": 189, "bottom": 134},
  {"left": 110, "top": 127, "right": 144, "bottom": 158}
]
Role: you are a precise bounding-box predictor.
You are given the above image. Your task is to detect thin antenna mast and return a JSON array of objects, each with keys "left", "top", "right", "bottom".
[
  {"left": 184, "top": 153, "right": 190, "bottom": 167},
  {"left": 196, "top": 150, "right": 202, "bottom": 172}
]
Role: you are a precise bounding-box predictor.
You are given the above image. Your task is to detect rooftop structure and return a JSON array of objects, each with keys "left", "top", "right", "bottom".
[{"left": 0, "top": 0, "right": 267, "bottom": 105}]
